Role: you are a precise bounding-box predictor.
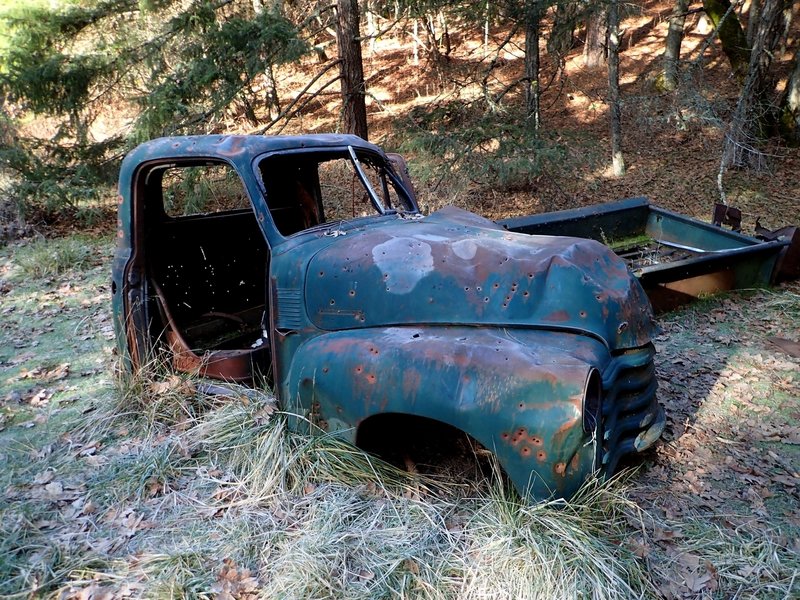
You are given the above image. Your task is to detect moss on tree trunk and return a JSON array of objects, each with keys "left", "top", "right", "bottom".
[
  {"left": 780, "top": 49, "right": 800, "bottom": 146},
  {"left": 703, "top": 0, "right": 750, "bottom": 80}
]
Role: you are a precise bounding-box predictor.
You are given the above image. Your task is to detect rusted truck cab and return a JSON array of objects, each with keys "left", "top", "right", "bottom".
[{"left": 113, "top": 134, "right": 664, "bottom": 500}]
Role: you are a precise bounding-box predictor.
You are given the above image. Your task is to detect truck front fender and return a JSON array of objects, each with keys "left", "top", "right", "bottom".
[{"left": 282, "top": 326, "right": 611, "bottom": 499}]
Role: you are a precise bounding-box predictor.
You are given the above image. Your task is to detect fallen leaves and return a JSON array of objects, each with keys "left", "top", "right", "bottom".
[
  {"left": 759, "top": 424, "right": 800, "bottom": 445},
  {"left": 28, "top": 471, "right": 84, "bottom": 504},
  {"left": 58, "top": 581, "right": 142, "bottom": 600},
  {"left": 33, "top": 469, "right": 56, "bottom": 485},
  {"left": 148, "top": 374, "right": 196, "bottom": 397},
  {"left": 212, "top": 559, "right": 260, "bottom": 600},
  {"left": 44, "top": 480, "right": 65, "bottom": 500},
  {"left": 631, "top": 284, "right": 800, "bottom": 596},
  {"left": 14, "top": 362, "right": 71, "bottom": 382},
  {"left": 101, "top": 507, "right": 154, "bottom": 541},
  {"left": 28, "top": 388, "right": 55, "bottom": 406},
  {"left": 681, "top": 560, "right": 719, "bottom": 595}
]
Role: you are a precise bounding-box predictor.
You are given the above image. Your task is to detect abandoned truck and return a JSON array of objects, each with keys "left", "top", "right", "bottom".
[{"left": 112, "top": 134, "right": 664, "bottom": 500}]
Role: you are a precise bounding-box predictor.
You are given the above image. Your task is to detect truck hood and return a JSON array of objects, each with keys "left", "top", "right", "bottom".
[{"left": 303, "top": 206, "right": 654, "bottom": 350}]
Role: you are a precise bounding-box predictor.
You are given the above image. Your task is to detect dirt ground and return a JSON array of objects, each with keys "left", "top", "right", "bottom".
[{"left": 628, "top": 280, "right": 800, "bottom": 597}]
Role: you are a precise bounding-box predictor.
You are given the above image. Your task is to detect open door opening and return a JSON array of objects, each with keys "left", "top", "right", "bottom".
[{"left": 135, "top": 160, "right": 272, "bottom": 383}]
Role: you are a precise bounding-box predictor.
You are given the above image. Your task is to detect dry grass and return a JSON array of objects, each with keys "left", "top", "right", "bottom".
[
  {"left": 0, "top": 227, "right": 798, "bottom": 599},
  {"left": 1, "top": 354, "right": 793, "bottom": 598},
  {"left": 0, "top": 356, "right": 663, "bottom": 598}
]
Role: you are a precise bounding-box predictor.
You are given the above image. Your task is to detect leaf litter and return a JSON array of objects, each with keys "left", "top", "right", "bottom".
[
  {"left": 628, "top": 281, "right": 800, "bottom": 598},
  {"left": 2, "top": 244, "right": 800, "bottom": 597}
]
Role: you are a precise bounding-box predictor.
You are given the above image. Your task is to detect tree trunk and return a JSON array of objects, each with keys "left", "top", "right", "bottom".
[
  {"left": 253, "top": 0, "right": 282, "bottom": 118},
  {"left": 723, "top": 0, "right": 785, "bottom": 168},
  {"left": 779, "top": 46, "right": 800, "bottom": 145},
  {"left": 484, "top": 0, "right": 490, "bottom": 56},
  {"left": 608, "top": 0, "right": 625, "bottom": 176},
  {"left": 423, "top": 13, "right": 441, "bottom": 62},
  {"left": 746, "top": 0, "right": 760, "bottom": 46},
  {"left": 702, "top": 0, "right": 750, "bottom": 80},
  {"left": 365, "top": 0, "right": 377, "bottom": 55},
  {"left": 263, "top": 64, "right": 281, "bottom": 119},
  {"left": 660, "top": 0, "right": 688, "bottom": 91},
  {"left": 524, "top": 0, "right": 540, "bottom": 129},
  {"left": 336, "top": 0, "right": 368, "bottom": 140},
  {"left": 438, "top": 10, "right": 451, "bottom": 57},
  {"left": 778, "top": 1, "right": 795, "bottom": 56},
  {"left": 548, "top": 1, "right": 578, "bottom": 57},
  {"left": 584, "top": 5, "right": 608, "bottom": 68},
  {"left": 412, "top": 18, "right": 419, "bottom": 65}
]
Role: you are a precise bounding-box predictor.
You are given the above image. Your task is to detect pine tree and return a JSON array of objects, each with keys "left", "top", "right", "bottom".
[{"left": 0, "top": 0, "right": 306, "bottom": 211}]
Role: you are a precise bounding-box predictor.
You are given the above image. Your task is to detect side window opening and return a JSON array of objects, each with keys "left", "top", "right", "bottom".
[
  {"left": 143, "top": 160, "right": 272, "bottom": 382},
  {"left": 161, "top": 163, "right": 251, "bottom": 217}
]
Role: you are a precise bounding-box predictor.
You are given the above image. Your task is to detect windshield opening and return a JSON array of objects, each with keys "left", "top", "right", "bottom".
[{"left": 257, "top": 147, "right": 416, "bottom": 237}]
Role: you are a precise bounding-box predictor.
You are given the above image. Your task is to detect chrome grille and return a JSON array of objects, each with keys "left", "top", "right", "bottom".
[{"left": 600, "top": 344, "right": 663, "bottom": 473}]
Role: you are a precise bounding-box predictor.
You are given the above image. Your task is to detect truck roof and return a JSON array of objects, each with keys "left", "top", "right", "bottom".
[{"left": 121, "top": 133, "right": 383, "bottom": 166}]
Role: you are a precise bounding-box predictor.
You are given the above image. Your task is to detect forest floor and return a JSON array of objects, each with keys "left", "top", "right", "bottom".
[
  {"left": 1, "top": 0, "right": 800, "bottom": 597},
  {"left": 0, "top": 237, "right": 798, "bottom": 597},
  {"left": 251, "top": 0, "right": 800, "bottom": 230}
]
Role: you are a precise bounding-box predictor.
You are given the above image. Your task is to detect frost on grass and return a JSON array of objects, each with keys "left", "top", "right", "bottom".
[
  {"left": 11, "top": 236, "right": 99, "bottom": 278},
  {"left": 2, "top": 264, "right": 799, "bottom": 598},
  {"left": 1, "top": 361, "right": 657, "bottom": 599},
  {"left": 3, "top": 350, "right": 799, "bottom": 598}
]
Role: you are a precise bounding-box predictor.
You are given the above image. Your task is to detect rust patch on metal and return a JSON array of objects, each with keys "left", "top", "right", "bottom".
[
  {"left": 402, "top": 369, "right": 422, "bottom": 397},
  {"left": 510, "top": 427, "right": 528, "bottom": 446},
  {"left": 712, "top": 203, "right": 742, "bottom": 231},
  {"left": 546, "top": 310, "right": 571, "bottom": 322},
  {"left": 570, "top": 452, "right": 581, "bottom": 471}
]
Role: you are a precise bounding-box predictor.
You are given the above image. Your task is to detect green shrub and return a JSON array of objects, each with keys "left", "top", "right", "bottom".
[
  {"left": 13, "top": 236, "right": 95, "bottom": 277},
  {"left": 388, "top": 102, "right": 566, "bottom": 211}
]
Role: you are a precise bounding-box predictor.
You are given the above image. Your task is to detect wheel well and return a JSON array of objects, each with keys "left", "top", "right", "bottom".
[{"left": 355, "top": 413, "right": 501, "bottom": 486}]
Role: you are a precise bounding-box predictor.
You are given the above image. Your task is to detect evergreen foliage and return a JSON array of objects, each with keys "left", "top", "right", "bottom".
[
  {"left": 395, "top": 101, "right": 564, "bottom": 203},
  {"left": 0, "top": 0, "right": 307, "bottom": 214}
]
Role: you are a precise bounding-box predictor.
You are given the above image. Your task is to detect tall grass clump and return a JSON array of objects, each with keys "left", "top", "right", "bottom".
[
  {"left": 252, "top": 473, "right": 653, "bottom": 599},
  {"left": 110, "top": 353, "right": 226, "bottom": 432},
  {"left": 13, "top": 235, "right": 95, "bottom": 277},
  {"left": 68, "top": 361, "right": 662, "bottom": 598},
  {"left": 760, "top": 285, "right": 800, "bottom": 320},
  {"left": 257, "top": 485, "right": 457, "bottom": 599},
  {"left": 187, "top": 405, "right": 423, "bottom": 506},
  {"left": 451, "top": 479, "right": 652, "bottom": 599}
]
